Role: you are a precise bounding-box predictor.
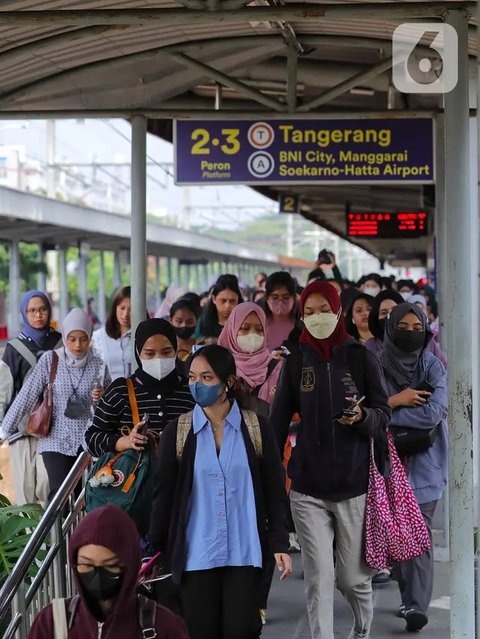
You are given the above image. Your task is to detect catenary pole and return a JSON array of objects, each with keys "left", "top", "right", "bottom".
[
  {"left": 130, "top": 115, "right": 147, "bottom": 336},
  {"left": 444, "top": 10, "right": 476, "bottom": 639}
]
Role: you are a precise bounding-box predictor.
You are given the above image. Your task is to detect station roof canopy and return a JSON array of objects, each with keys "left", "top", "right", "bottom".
[{"left": 0, "top": 1, "right": 475, "bottom": 265}]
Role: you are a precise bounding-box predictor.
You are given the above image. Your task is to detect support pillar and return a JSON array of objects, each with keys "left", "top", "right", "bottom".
[
  {"left": 155, "top": 257, "right": 161, "bottom": 310},
  {"left": 97, "top": 251, "right": 107, "bottom": 324},
  {"left": 444, "top": 10, "right": 475, "bottom": 638},
  {"left": 78, "top": 242, "right": 89, "bottom": 311},
  {"left": 8, "top": 240, "right": 21, "bottom": 337},
  {"left": 130, "top": 115, "right": 147, "bottom": 335},
  {"left": 37, "top": 244, "right": 47, "bottom": 292},
  {"left": 113, "top": 250, "right": 121, "bottom": 290},
  {"left": 58, "top": 247, "right": 68, "bottom": 322},
  {"left": 167, "top": 257, "right": 173, "bottom": 286}
]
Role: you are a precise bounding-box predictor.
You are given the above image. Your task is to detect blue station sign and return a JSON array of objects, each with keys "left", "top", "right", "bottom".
[{"left": 174, "top": 118, "right": 434, "bottom": 185}]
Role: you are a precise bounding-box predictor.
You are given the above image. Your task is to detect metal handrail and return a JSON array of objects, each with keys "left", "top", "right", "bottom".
[{"left": 0, "top": 451, "right": 91, "bottom": 639}]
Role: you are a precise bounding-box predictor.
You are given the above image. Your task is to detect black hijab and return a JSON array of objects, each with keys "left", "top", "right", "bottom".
[
  {"left": 134, "top": 318, "right": 177, "bottom": 366},
  {"left": 368, "top": 290, "right": 404, "bottom": 340},
  {"left": 133, "top": 319, "right": 178, "bottom": 388},
  {"left": 379, "top": 303, "right": 431, "bottom": 388}
]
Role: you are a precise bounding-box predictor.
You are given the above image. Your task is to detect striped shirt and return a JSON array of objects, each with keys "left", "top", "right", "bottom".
[{"left": 85, "top": 371, "right": 195, "bottom": 457}]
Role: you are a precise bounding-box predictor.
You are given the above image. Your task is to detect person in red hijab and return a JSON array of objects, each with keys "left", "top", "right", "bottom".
[
  {"left": 28, "top": 505, "right": 188, "bottom": 639},
  {"left": 270, "top": 279, "right": 391, "bottom": 639}
]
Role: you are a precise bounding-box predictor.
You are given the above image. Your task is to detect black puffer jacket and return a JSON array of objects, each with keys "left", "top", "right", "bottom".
[{"left": 270, "top": 338, "right": 391, "bottom": 501}]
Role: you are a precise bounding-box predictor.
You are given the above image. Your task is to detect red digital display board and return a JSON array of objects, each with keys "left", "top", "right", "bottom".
[{"left": 346, "top": 211, "right": 429, "bottom": 238}]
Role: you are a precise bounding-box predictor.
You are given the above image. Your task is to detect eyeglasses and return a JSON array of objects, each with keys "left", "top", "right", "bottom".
[
  {"left": 26, "top": 307, "right": 48, "bottom": 316},
  {"left": 268, "top": 295, "right": 292, "bottom": 302}
]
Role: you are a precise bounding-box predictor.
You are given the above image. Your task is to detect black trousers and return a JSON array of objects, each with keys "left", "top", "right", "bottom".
[
  {"left": 41, "top": 452, "right": 78, "bottom": 502},
  {"left": 181, "top": 567, "right": 262, "bottom": 639}
]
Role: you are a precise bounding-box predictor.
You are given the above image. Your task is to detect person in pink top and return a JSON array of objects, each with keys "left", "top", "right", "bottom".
[
  {"left": 218, "top": 302, "right": 282, "bottom": 416},
  {"left": 262, "top": 272, "right": 298, "bottom": 353}
]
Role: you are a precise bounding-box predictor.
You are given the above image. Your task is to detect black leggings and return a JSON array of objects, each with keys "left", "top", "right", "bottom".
[
  {"left": 181, "top": 567, "right": 262, "bottom": 639},
  {"left": 41, "top": 452, "right": 78, "bottom": 503}
]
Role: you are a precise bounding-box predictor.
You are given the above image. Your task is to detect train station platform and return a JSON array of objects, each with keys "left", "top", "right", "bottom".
[{"left": 264, "top": 555, "right": 450, "bottom": 639}]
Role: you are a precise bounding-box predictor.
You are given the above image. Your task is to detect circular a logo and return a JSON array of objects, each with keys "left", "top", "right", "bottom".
[
  {"left": 111, "top": 469, "right": 125, "bottom": 488},
  {"left": 248, "top": 122, "right": 274, "bottom": 149},
  {"left": 247, "top": 152, "right": 275, "bottom": 179}
]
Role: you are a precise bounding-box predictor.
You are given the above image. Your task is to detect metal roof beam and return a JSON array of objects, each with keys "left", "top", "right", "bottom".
[
  {"left": 287, "top": 45, "right": 298, "bottom": 113},
  {"left": 0, "top": 108, "right": 454, "bottom": 118},
  {"left": 298, "top": 56, "right": 393, "bottom": 111},
  {"left": 168, "top": 51, "right": 285, "bottom": 111},
  {"left": 0, "top": 5, "right": 474, "bottom": 26}
]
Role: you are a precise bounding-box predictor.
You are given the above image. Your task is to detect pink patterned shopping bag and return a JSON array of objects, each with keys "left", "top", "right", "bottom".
[{"left": 365, "top": 429, "right": 431, "bottom": 569}]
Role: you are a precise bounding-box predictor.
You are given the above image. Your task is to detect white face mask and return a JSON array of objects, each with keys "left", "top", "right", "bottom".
[
  {"left": 236, "top": 333, "right": 264, "bottom": 354},
  {"left": 141, "top": 357, "right": 176, "bottom": 381},
  {"left": 303, "top": 311, "right": 340, "bottom": 340},
  {"left": 400, "top": 291, "right": 412, "bottom": 301},
  {"left": 363, "top": 286, "right": 380, "bottom": 298}
]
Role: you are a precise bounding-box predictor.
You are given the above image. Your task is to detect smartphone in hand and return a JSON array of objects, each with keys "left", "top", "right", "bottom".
[{"left": 138, "top": 413, "right": 150, "bottom": 436}]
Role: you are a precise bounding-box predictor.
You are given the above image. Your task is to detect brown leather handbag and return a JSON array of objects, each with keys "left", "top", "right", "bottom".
[{"left": 27, "top": 351, "right": 59, "bottom": 438}]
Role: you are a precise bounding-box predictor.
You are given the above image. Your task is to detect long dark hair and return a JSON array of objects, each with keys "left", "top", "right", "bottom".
[
  {"left": 189, "top": 344, "right": 236, "bottom": 397},
  {"left": 201, "top": 274, "right": 243, "bottom": 336},
  {"left": 105, "top": 286, "right": 131, "bottom": 339},
  {"left": 345, "top": 292, "right": 374, "bottom": 341},
  {"left": 262, "top": 271, "right": 297, "bottom": 320}
]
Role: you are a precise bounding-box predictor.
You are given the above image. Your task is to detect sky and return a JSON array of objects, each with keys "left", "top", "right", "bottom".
[{"left": 0, "top": 118, "right": 277, "bottom": 229}]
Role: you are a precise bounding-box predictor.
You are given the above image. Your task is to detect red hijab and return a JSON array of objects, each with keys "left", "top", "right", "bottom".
[{"left": 299, "top": 280, "right": 349, "bottom": 361}]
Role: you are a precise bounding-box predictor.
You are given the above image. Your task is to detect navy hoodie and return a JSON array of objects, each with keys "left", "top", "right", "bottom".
[{"left": 28, "top": 505, "right": 188, "bottom": 639}]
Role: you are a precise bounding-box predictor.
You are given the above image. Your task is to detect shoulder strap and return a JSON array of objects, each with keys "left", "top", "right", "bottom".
[
  {"left": 10, "top": 338, "right": 37, "bottom": 369},
  {"left": 137, "top": 594, "right": 157, "bottom": 638},
  {"left": 126, "top": 378, "right": 140, "bottom": 426},
  {"left": 67, "top": 596, "right": 80, "bottom": 630},
  {"left": 176, "top": 411, "right": 193, "bottom": 460},
  {"left": 252, "top": 358, "right": 280, "bottom": 397},
  {"left": 241, "top": 409, "right": 263, "bottom": 457},
  {"left": 51, "top": 599, "right": 68, "bottom": 639},
  {"left": 49, "top": 351, "right": 59, "bottom": 384}
]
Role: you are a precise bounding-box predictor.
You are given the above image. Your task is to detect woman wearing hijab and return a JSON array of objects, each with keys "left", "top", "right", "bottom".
[
  {"left": 218, "top": 302, "right": 281, "bottom": 416},
  {"left": 365, "top": 290, "right": 404, "bottom": 355},
  {"left": 270, "top": 280, "right": 391, "bottom": 639},
  {"left": 28, "top": 504, "right": 188, "bottom": 639},
  {"left": 345, "top": 292, "right": 374, "bottom": 344},
  {"left": 379, "top": 303, "right": 448, "bottom": 632},
  {"left": 0, "top": 290, "right": 61, "bottom": 504},
  {"left": 155, "top": 285, "right": 188, "bottom": 319},
  {"left": 1, "top": 308, "right": 109, "bottom": 501},
  {"left": 86, "top": 318, "right": 195, "bottom": 459}
]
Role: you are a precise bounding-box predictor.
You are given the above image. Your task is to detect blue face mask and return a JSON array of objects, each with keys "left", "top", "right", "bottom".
[{"left": 189, "top": 382, "right": 224, "bottom": 407}]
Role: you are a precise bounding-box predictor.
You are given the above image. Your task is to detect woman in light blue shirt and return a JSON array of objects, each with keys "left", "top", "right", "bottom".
[{"left": 149, "top": 345, "right": 291, "bottom": 639}]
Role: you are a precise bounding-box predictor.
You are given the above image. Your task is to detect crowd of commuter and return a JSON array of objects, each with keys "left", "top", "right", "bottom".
[{"left": 0, "top": 250, "right": 448, "bottom": 639}]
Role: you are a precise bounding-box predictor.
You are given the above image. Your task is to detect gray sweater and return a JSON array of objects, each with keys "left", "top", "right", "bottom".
[{"left": 0, "top": 350, "right": 111, "bottom": 456}]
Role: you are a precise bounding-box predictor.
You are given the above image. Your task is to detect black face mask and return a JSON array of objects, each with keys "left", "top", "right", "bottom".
[
  {"left": 174, "top": 325, "right": 196, "bottom": 340},
  {"left": 393, "top": 329, "right": 425, "bottom": 353},
  {"left": 77, "top": 567, "right": 124, "bottom": 601}
]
